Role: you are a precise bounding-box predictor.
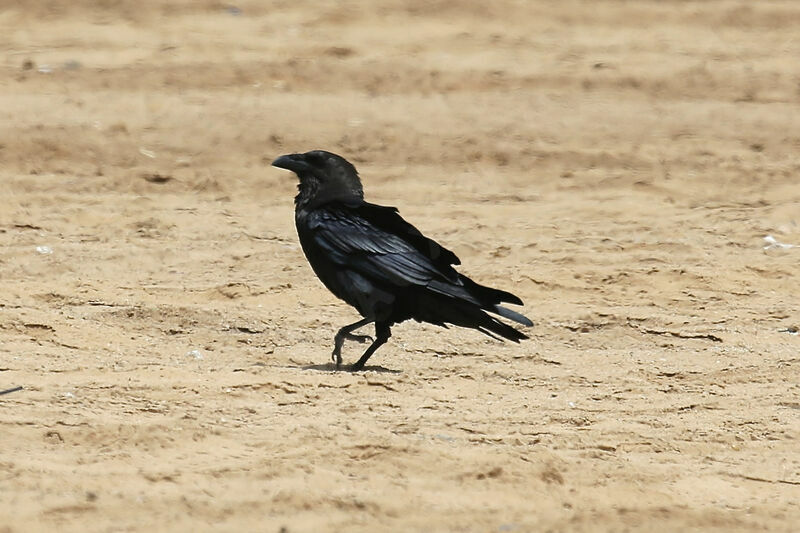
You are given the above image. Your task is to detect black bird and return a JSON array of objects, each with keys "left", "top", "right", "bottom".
[{"left": 272, "top": 150, "right": 532, "bottom": 371}]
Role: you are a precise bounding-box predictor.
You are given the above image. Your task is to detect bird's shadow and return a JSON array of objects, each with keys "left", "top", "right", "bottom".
[{"left": 301, "top": 362, "right": 401, "bottom": 374}]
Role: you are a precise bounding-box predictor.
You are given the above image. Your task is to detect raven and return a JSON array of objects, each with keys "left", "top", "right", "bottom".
[{"left": 272, "top": 150, "right": 532, "bottom": 371}]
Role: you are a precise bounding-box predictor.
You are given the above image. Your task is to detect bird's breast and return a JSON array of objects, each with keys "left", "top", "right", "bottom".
[{"left": 295, "top": 212, "right": 350, "bottom": 300}]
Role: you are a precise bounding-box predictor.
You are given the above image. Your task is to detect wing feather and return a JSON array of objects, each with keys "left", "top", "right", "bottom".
[{"left": 308, "top": 205, "right": 457, "bottom": 288}]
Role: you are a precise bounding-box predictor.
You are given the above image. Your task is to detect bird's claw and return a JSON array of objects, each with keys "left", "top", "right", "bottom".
[
  {"left": 330, "top": 334, "right": 372, "bottom": 370},
  {"left": 331, "top": 348, "right": 343, "bottom": 369},
  {"left": 346, "top": 334, "right": 373, "bottom": 345}
]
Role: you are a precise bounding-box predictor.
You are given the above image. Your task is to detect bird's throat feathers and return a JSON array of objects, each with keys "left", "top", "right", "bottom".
[{"left": 294, "top": 171, "right": 364, "bottom": 210}]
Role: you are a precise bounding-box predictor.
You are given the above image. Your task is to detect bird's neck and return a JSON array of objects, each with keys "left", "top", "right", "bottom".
[{"left": 295, "top": 181, "right": 364, "bottom": 211}]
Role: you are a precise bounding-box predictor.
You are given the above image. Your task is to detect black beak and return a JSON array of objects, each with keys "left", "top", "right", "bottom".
[{"left": 272, "top": 154, "right": 311, "bottom": 174}]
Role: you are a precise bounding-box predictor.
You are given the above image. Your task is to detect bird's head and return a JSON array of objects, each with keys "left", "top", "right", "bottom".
[{"left": 272, "top": 150, "right": 364, "bottom": 209}]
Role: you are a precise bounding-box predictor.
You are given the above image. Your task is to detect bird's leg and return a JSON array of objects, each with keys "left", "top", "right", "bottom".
[
  {"left": 350, "top": 322, "right": 392, "bottom": 372},
  {"left": 332, "top": 317, "right": 374, "bottom": 369}
]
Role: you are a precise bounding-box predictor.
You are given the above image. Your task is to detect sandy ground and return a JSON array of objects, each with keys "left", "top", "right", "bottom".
[{"left": 2, "top": 1, "right": 800, "bottom": 531}]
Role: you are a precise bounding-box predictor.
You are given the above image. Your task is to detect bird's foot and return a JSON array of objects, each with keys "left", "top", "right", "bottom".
[
  {"left": 331, "top": 347, "right": 343, "bottom": 370},
  {"left": 344, "top": 333, "right": 373, "bottom": 345},
  {"left": 349, "top": 361, "right": 366, "bottom": 372},
  {"left": 331, "top": 333, "right": 372, "bottom": 370}
]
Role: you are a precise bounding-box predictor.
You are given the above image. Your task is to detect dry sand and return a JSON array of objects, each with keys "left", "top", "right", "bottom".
[{"left": 2, "top": 1, "right": 799, "bottom": 531}]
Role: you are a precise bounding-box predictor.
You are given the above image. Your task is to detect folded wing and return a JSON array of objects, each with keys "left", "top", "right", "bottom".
[{"left": 306, "top": 202, "right": 532, "bottom": 333}]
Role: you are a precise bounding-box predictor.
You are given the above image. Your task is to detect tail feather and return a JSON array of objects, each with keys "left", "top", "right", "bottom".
[
  {"left": 425, "top": 275, "right": 532, "bottom": 334},
  {"left": 477, "top": 313, "right": 528, "bottom": 342},
  {"left": 413, "top": 291, "right": 530, "bottom": 343},
  {"left": 492, "top": 304, "right": 534, "bottom": 327}
]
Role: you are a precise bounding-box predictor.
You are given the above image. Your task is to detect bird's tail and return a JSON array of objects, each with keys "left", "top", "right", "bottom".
[
  {"left": 418, "top": 276, "right": 532, "bottom": 342},
  {"left": 472, "top": 307, "right": 530, "bottom": 342},
  {"left": 416, "top": 293, "right": 529, "bottom": 342}
]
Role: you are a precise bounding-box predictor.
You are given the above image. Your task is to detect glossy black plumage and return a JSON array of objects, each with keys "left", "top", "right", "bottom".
[{"left": 273, "top": 150, "right": 532, "bottom": 370}]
